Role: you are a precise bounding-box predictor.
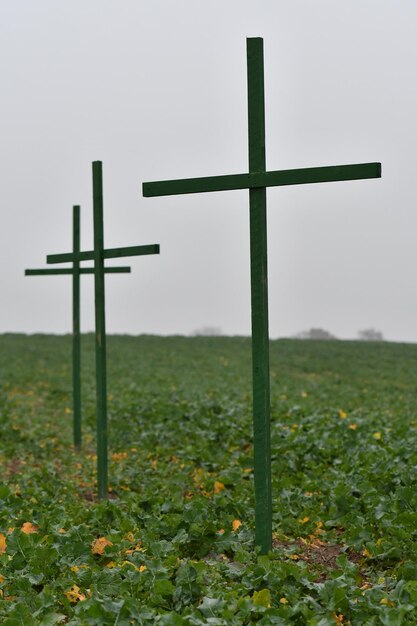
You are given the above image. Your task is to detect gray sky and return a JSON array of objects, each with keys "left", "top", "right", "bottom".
[{"left": 1, "top": 0, "right": 417, "bottom": 341}]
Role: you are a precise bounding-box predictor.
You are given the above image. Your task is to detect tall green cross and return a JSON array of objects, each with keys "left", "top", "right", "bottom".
[
  {"left": 142, "top": 37, "right": 381, "bottom": 553},
  {"left": 25, "top": 205, "right": 131, "bottom": 450},
  {"left": 47, "top": 162, "right": 160, "bottom": 499}
]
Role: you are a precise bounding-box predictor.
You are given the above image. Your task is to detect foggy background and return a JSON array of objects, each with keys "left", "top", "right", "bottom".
[{"left": 1, "top": 0, "right": 416, "bottom": 341}]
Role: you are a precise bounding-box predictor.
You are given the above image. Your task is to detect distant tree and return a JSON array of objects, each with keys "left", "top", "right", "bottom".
[
  {"left": 358, "top": 328, "right": 384, "bottom": 341},
  {"left": 295, "top": 328, "right": 336, "bottom": 340},
  {"left": 192, "top": 326, "right": 223, "bottom": 336}
]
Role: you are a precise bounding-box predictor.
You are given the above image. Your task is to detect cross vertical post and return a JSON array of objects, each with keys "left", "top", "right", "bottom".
[
  {"left": 72, "top": 205, "right": 82, "bottom": 449},
  {"left": 93, "top": 161, "right": 108, "bottom": 500},
  {"left": 247, "top": 38, "right": 272, "bottom": 553}
]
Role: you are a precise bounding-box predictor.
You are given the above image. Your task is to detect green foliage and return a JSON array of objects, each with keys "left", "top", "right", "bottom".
[{"left": 1, "top": 334, "right": 417, "bottom": 622}]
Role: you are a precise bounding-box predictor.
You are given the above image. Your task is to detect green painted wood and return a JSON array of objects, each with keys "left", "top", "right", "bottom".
[
  {"left": 247, "top": 38, "right": 272, "bottom": 554},
  {"left": 47, "top": 244, "right": 159, "bottom": 265},
  {"left": 93, "top": 161, "right": 108, "bottom": 500},
  {"left": 25, "top": 267, "right": 131, "bottom": 275},
  {"left": 143, "top": 162, "right": 381, "bottom": 197},
  {"left": 141, "top": 36, "right": 381, "bottom": 553},
  {"left": 26, "top": 199, "right": 132, "bottom": 454},
  {"left": 73, "top": 206, "right": 82, "bottom": 449},
  {"left": 45, "top": 161, "right": 160, "bottom": 500}
]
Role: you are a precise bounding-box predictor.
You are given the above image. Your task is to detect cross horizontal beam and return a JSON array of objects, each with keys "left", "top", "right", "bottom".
[
  {"left": 143, "top": 162, "right": 381, "bottom": 197},
  {"left": 47, "top": 244, "right": 160, "bottom": 265},
  {"left": 25, "top": 267, "right": 131, "bottom": 276}
]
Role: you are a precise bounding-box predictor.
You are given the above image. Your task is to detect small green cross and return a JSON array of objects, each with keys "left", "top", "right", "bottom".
[
  {"left": 25, "top": 205, "right": 131, "bottom": 450},
  {"left": 48, "top": 162, "right": 160, "bottom": 499},
  {"left": 142, "top": 38, "right": 381, "bottom": 553}
]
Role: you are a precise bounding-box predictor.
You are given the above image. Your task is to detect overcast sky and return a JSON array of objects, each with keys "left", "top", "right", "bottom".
[{"left": 1, "top": 1, "right": 417, "bottom": 341}]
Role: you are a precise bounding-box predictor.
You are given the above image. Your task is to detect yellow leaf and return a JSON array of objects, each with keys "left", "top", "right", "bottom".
[
  {"left": 252, "top": 588, "right": 271, "bottom": 608},
  {"left": 232, "top": 520, "right": 241, "bottom": 532},
  {"left": 0, "top": 574, "right": 4, "bottom": 584},
  {"left": 70, "top": 566, "right": 79, "bottom": 573},
  {"left": 279, "top": 597, "right": 288, "bottom": 604},
  {"left": 106, "top": 561, "right": 116, "bottom": 568},
  {"left": 348, "top": 423, "right": 357, "bottom": 430},
  {"left": 380, "top": 598, "right": 395, "bottom": 607},
  {"left": 112, "top": 452, "right": 128, "bottom": 461},
  {"left": 125, "top": 541, "right": 146, "bottom": 555},
  {"left": 299, "top": 516, "right": 310, "bottom": 524},
  {"left": 64, "top": 584, "right": 86, "bottom": 603},
  {"left": 338, "top": 409, "right": 347, "bottom": 419},
  {"left": 360, "top": 582, "right": 372, "bottom": 590},
  {"left": 70, "top": 564, "right": 88, "bottom": 573},
  {"left": 136, "top": 543, "right": 145, "bottom": 552},
  {"left": 289, "top": 554, "right": 301, "bottom": 560},
  {"left": 373, "top": 432, "right": 382, "bottom": 440},
  {"left": 213, "top": 481, "right": 225, "bottom": 494},
  {"left": 122, "top": 561, "right": 147, "bottom": 572},
  {"left": 91, "top": 537, "right": 113, "bottom": 555},
  {"left": 21, "top": 522, "right": 38, "bottom": 534},
  {"left": 362, "top": 548, "right": 372, "bottom": 558},
  {"left": 0, "top": 534, "right": 6, "bottom": 554}
]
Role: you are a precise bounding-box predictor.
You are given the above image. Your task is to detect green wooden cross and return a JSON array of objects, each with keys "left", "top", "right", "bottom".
[
  {"left": 47, "top": 162, "right": 160, "bottom": 499},
  {"left": 142, "top": 37, "right": 382, "bottom": 553},
  {"left": 25, "top": 205, "right": 131, "bottom": 450}
]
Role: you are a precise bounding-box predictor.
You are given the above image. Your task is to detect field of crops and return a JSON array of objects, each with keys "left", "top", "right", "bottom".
[{"left": 2, "top": 334, "right": 417, "bottom": 624}]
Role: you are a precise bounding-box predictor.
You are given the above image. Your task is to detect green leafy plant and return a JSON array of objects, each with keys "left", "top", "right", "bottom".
[{"left": 1, "top": 334, "right": 417, "bottom": 623}]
